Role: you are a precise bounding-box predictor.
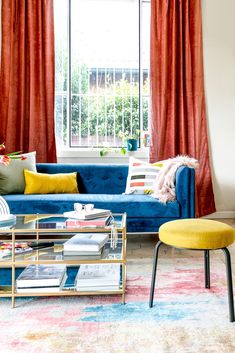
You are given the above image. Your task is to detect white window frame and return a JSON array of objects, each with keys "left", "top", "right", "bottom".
[{"left": 55, "top": 0, "right": 150, "bottom": 161}]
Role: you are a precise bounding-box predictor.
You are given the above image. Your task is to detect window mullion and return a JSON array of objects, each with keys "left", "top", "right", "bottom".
[
  {"left": 79, "top": 66, "right": 81, "bottom": 146},
  {"left": 113, "top": 67, "right": 116, "bottom": 146},
  {"left": 122, "top": 68, "right": 124, "bottom": 135},
  {"left": 96, "top": 67, "right": 99, "bottom": 147},
  {"left": 67, "top": 0, "right": 72, "bottom": 147},
  {"left": 139, "top": 0, "right": 143, "bottom": 148},
  {"left": 130, "top": 68, "right": 133, "bottom": 136},
  {"left": 87, "top": 67, "right": 90, "bottom": 146},
  {"left": 105, "top": 67, "right": 107, "bottom": 144}
]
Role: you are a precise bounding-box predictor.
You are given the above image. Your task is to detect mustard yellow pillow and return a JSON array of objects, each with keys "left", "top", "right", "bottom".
[{"left": 24, "top": 170, "right": 79, "bottom": 194}]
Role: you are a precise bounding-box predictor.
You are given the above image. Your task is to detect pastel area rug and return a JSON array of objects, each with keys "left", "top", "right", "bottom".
[{"left": 0, "top": 257, "right": 235, "bottom": 353}]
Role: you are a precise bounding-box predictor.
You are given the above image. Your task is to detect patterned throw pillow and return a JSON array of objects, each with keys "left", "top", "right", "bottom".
[{"left": 125, "top": 157, "right": 163, "bottom": 195}]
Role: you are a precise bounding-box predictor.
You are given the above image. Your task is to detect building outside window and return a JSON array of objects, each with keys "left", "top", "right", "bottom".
[{"left": 54, "top": 0, "right": 150, "bottom": 150}]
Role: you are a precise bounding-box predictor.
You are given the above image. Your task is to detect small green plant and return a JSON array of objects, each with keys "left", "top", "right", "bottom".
[
  {"left": 99, "top": 146, "right": 126, "bottom": 157},
  {"left": 99, "top": 130, "right": 140, "bottom": 157}
]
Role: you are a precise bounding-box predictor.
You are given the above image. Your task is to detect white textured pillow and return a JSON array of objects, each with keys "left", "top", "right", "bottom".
[
  {"left": 125, "top": 157, "right": 163, "bottom": 195},
  {"left": 0, "top": 151, "right": 36, "bottom": 194}
]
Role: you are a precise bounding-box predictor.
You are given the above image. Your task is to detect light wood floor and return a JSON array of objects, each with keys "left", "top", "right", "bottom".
[{"left": 127, "top": 219, "right": 235, "bottom": 274}]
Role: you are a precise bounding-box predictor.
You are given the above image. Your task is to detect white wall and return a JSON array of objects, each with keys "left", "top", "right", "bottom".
[{"left": 202, "top": 0, "right": 235, "bottom": 214}]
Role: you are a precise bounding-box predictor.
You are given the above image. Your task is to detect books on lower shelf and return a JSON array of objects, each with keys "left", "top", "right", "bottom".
[
  {"left": 63, "top": 208, "right": 111, "bottom": 220},
  {"left": 16, "top": 274, "right": 68, "bottom": 293},
  {"left": 14, "top": 264, "right": 122, "bottom": 293},
  {"left": 16, "top": 264, "right": 67, "bottom": 288},
  {"left": 63, "top": 233, "right": 109, "bottom": 253},
  {"left": 75, "top": 264, "right": 121, "bottom": 291}
]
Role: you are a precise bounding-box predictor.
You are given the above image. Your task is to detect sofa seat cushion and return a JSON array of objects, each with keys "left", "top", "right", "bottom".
[{"left": 4, "top": 194, "right": 180, "bottom": 218}]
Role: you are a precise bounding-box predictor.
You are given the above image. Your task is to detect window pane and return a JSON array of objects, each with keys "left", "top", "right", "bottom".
[
  {"left": 54, "top": 0, "right": 68, "bottom": 146},
  {"left": 142, "top": 0, "right": 150, "bottom": 133},
  {"left": 54, "top": 0, "right": 150, "bottom": 148},
  {"left": 71, "top": 0, "right": 139, "bottom": 147}
]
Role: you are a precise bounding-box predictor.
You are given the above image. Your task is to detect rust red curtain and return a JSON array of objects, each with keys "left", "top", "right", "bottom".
[
  {"left": 149, "top": 0, "right": 215, "bottom": 217},
  {"left": 0, "top": 0, "right": 56, "bottom": 162}
]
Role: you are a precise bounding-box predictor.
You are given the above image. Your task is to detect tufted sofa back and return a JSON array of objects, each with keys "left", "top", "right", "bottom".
[{"left": 36, "top": 164, "right": 129, "bottom": 195}]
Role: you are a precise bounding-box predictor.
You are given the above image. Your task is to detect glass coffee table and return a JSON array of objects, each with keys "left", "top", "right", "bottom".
[{"left": 0, "top": 213, "right": 127, "bottom": 307}]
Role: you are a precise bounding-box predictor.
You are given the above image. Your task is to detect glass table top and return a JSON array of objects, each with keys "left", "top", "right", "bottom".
[{"left": 0, "top": 214, "right": 126, "bottom": 233}]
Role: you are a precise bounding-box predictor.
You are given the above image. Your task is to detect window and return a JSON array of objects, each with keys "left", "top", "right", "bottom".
[{"left": 54, "top": 0, "right": 150, "bottom": 149}]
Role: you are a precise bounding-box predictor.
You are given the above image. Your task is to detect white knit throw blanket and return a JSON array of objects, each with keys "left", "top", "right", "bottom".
[{"left": 151, "top": 155, "right": 199, "bottom": 203}]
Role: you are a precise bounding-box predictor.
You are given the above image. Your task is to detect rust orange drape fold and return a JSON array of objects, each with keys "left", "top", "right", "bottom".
[
  {"left": 150, "top": 0, "right": 215, "bottom": 217},
  {"left": 0, "top": 0, "right": 56, "bottom": 163}
]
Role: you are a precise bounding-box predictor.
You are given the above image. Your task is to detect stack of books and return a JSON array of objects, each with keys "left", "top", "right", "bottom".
[
  {"left": 64, "top": 208, "right": 112, "bottom": 228},
  {"left": 16, "top": 264, "right": 67, "bottom": 293},
  {"left": 63, "top": 233, "right": 109, "bottom": 260},
  {"left": 65, "top": 214, "right": 112, "bottom": 228},
  {"left": 75, "top": 264, "right": 121, "bottom": 291}
]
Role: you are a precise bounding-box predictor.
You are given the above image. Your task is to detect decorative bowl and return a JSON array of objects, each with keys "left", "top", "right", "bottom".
[{"left": 0, "top": 214, "right": 16, "bottom": 228}]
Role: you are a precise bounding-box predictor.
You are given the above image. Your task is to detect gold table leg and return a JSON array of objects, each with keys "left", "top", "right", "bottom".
[
  {"left": 121, "top": 227, "right": 127, "bottom": 304},
  {"left": 11, "top": 230, "right": 15, "bottom": 308}
]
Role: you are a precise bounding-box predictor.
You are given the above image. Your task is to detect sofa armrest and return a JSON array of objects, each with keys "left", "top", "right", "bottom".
[{"left": 175, "top": 166, "right": 195, "bottom": 218}]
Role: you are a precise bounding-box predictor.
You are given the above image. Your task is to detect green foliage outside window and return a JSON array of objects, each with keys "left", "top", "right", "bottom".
[{"left": 55, "top": 63, "right": 149, "bottom": 146}]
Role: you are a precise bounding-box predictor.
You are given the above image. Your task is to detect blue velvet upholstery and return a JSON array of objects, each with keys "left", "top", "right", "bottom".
[
  {"left": 3, "top": 163, "right": 195, "bottom": 233},
  {"left": 37, "top": 164, "right": 128, "bottom": 194},
  {"left": 175, "top": 166, "right": 195, "bottom": 218}
]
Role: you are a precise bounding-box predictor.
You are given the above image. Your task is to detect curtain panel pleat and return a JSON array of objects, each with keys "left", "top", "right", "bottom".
[
  {"left": 150, "top": 0, "right": 215, "bottom": 217},
  {"left": 0, "top": 0, "right": 56, "bottom": 163}
]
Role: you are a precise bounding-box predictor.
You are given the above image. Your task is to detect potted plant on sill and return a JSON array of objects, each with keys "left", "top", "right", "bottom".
[
  {"left": 119, "top": 130, "right": 140, "bottom": 152},
  {"left": 99, "top": 130, "right": 140, "bottom": 157}
]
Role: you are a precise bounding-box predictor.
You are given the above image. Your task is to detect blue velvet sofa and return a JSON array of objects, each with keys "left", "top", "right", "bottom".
[{"left": 3, "top": 163, "right": 195, "bottom": 233}]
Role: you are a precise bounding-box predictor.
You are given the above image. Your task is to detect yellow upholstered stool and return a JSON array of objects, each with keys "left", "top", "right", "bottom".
[{"left": 149, "top": 219, "right": 235, "bottom": 322}]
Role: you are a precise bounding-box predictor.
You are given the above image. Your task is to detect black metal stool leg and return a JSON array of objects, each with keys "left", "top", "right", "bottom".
[
  {"left": 204, "top": 250, "right": 210, "bottom": 289},
  {"left": 222, "top": 247, "right": 235, "bottom": 322},
  {"left": 149, "top": 241, "right": 163, "bottom": 308}
]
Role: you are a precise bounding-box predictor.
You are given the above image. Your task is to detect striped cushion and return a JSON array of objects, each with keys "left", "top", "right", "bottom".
[{"left": 125, "top": 157, "right": 163, "bottom": 195}]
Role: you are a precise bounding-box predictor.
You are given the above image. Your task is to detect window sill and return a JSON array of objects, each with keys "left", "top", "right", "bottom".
[{"left": 57, "top": 147, "right": 149, "bottom": 163}]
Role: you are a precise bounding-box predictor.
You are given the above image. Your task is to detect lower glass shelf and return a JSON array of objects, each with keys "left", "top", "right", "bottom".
[{"left": 0, "top": 264, "right": 124, "bottom": 297}]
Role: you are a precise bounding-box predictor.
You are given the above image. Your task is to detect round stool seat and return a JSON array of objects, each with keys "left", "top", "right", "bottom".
[{"left": 159, "top": 219, "right": 235, "bottom": 250}]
